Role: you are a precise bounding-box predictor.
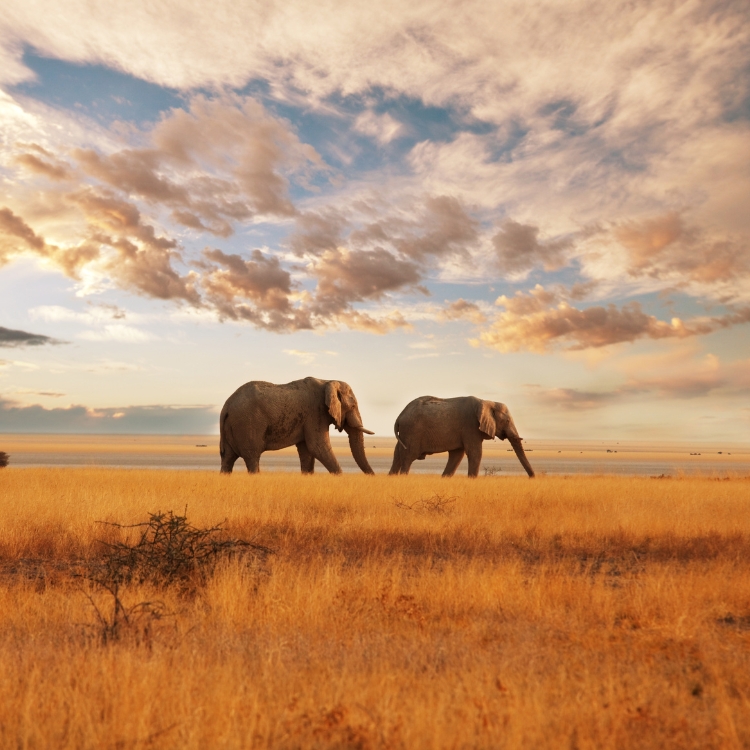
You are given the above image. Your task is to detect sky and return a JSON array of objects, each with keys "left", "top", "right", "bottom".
[{"left": 0, "top": 0, "right": 749, "bottom": 440}]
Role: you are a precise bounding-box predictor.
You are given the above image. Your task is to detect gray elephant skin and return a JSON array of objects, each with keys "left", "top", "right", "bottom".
[
  {"left": 389, "top": 395, "right": 535, "bottom": 478},
  {"left": 220, "top": 376, "right": 375, "bottom": 475}
]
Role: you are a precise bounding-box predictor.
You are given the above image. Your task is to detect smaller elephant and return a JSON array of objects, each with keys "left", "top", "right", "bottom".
[
  {"left": 389, "top": 395, "right": 535, "bottom": 478},
  {"left": 220, "top": 376, "right": 375, "bottom": 475}
]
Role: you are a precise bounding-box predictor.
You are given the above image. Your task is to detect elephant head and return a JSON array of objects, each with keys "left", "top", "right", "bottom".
[
  {"left": 476, "top": 400, "right": 535, "bottom": 477},
  {"left": 325, "top": 380, "right": 375, "bottom": 474}
]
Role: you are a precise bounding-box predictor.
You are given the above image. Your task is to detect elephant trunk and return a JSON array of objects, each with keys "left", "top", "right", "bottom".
[
  {"left": 344, "top": 408, "right": 374, "bottom": 435},
  {"left": 508, "top": 435, "right": 535, "bottom": 478},
  {"left": 345, "top": 410, "right": 375, "bottom": 475}
]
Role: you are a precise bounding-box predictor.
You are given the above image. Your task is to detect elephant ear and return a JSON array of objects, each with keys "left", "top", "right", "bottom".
[
  {"left": 325, "top": 381, "right": 343, "bottom": 429},
  {"left": 476, "top": 399, "right": 497, "bottom": 438}
]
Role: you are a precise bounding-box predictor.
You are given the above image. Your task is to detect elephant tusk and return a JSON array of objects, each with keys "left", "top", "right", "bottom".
[{"left": 344, "top": 422, "right": 375, "bottom": 435}]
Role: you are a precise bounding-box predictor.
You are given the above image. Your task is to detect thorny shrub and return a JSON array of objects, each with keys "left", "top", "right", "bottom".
[
  {"left": 92, "top": 509, "right": 272, "bottom": 589},
  {"left": 84, "top": 509, "right": 273, "bottom": 643}
]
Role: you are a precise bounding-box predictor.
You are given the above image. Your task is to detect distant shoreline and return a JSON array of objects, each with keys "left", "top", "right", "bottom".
[{"left": 1, "top": 433, "right": 748, "bottom": 476}]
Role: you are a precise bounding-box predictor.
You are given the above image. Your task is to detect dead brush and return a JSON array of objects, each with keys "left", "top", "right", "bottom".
[
  {"left": 0, "top": 452, "right": 8, "bottom": 468},
  {"left": 83, "top": 509, "right": 273, "bottom": 643},
  {"left": 82, "top": 581, "right": 168, "bottom": 646},
  {"left": 92, "top": 508, "right": 272, "bottom": 589},
  {"left": 394, "top": 493, "right": 457, "bottom": 516}
]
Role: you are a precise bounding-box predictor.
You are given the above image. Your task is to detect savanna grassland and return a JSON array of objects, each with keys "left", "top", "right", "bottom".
[{"left": 0, "top": 468, "right": 749, "bottom": 749}]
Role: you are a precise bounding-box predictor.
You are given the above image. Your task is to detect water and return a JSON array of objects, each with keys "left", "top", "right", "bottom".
[{"left": 2, "top": 435, "right": 748, "bottom": 476}]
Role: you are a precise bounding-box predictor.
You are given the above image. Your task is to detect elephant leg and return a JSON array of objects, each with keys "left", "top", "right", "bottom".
[
  {"left": 466, "top": 444, "right": 483, "bottom": 477},
  {"left": 307, "top": 434, "right": 343, "bottom": 475},
  {"left": 296, "top": 441, "right": 315, "bottom": 474},
  {"left": 400, "top": 456, "right": 418, "bottom": 474},
  {"left": 389, "top": 443, "right": 405, "bottom": 475},
  {"left": 220, "top": 445, "right": 239, "bottom": 474},
  {"left": 242, "top": 452, "right": 261, "bottom": 473},
  {"left": 442, "top": 448, "right": 465, "bottom": 477}
]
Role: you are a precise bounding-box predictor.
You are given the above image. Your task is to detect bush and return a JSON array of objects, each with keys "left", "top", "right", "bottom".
[
  {"left": 84, "top": 509, "right": 273, "bottom": 643},
  {"left": 93, "top": 509, "right": 273, "bottom": 589},
  {"left": 0, "top": 452, "right": 8, "bottom": 468}
]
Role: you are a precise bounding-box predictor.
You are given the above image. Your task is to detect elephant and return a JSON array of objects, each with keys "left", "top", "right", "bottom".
[
  {"left": 388, "top": 395, "right": 535, "bottom": 478},
  {"left": 219, "top": 376, "right": 375, "bottom": 475}
]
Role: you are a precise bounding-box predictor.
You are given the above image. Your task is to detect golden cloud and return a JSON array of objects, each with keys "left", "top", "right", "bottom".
[
  {"left": 474, "top": 285, "right": 750, "bottom": 352},
  {"left": 14, "top": 143, "right": 72, "bottom": 181},
  {"left": 614, "top": 212, "right": 750, "bottom": 285}
]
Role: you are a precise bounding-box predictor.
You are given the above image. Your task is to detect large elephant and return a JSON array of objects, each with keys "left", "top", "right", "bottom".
[
  {"left": 389, "top": 395, "right": 535, "bottom": 478},
  {"left": 219, "top": 377, "right": 375, "bottom": 475}
]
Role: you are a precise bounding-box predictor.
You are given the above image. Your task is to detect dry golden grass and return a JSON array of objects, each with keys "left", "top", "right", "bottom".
[{"left": 0, "top": 468, "right": 749, "bottom": 749}]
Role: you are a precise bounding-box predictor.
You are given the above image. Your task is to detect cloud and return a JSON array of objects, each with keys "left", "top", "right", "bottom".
[
  {"left": 492, "top": 219, "right": 571, "bottom": 276},
  {"left": 2, "top": 0, "right": 745, "bottom": 134},
  {"left": 280, "top": 195, "right": 480, "bottom": 330},
  {"left": 9, "top": 389, "right": 65, "bottom": 397},
  {"left": 67, "top": 188, "right": 200, "bottom": 301},
  {"left": 440, "top": 299, "right": 487, "bottom": 324},
  {"left": 409, "top": 340, "right": 436, "bottom": 350},
  {"left": 200, "top": 248, "right": 310, "bottom": 332},
  {"left": 13, "top": 144, "right": 72, "bottom": 181},
  {"left": 0, "top": 325, "right": 63, "bottom": 347},
  {"left": 30, "top": 304, "right": 129, "bottom": 323},
  {"left": 1, "top": 191, "right": 199, "bottom": 303},
  {"left": 1, "top": 95, "right": 324, "bottom": 311},
  {"left": 310, "top": 247, "right": 421, "bottom": 321},
  {"left": 621, "top": 354, "right": 750, "bottom": 399},
  {"left": 525, "top": 384, "right": 618, "bottom": 411},
  {"left": 290, "top": 194, "right": 478, "bottom": 263},
  {"left": 354, "top": 111, "right": 404, "bottom": 144},
  {"left": 611, "top": 212, "right": 750, "bottom": 288},
  {"left": 0, "top": 398, "right": 218, "bottom": 434},
  {"left": 1, "top": 3, "right": 749, "bottom": 343},
  {"left": 72, "top": 96, "right": 322, "bottom": 231},
  {"left": 0, "top": 359, "right": 39, "bottom": 371},
  {"left": 474, "top": 285, "right": 750, "bottom": 352},
  {"left": 283, "top": 348, "right": 338, "bottom": 365},
  {"left": 77, "top": 324, "right": 156, "bottom": 342},
  {"left": 289, "top": 210, "right": 347, "bottom": 257},
  {"left": 0, "top": 207, "right": 46, "bottom": 257},
  {"left": 524, "top": 354, "right": 750, "bottom": 411},
  {"left": 393, "top": 196, "right": 479, "bottom": 261}
]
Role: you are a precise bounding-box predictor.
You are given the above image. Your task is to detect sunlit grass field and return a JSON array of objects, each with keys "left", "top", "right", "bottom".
[{"left": 1, "top": 468, "right": 749, "bottom": 748}]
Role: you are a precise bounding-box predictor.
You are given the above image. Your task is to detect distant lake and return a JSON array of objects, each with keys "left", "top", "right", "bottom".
[{"left": 1, "top": 434, "right": 749, "bottom": 477}]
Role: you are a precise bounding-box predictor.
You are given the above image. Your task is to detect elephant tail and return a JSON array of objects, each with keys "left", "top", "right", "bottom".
[
  {"left": 219, "top": 409, "right": 230, "bottom": 458},
  {"left": 394, "top": 420, "right": 407, "bottom": 449}
]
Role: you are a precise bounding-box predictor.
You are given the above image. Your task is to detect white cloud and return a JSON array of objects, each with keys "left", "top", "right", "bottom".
[
  {"left": 354, "top": 111, "right": 404, "bottom": 144},
  {"left": 406, "top": 351, "right": 440, "bottom": 360},
  {"left": 409, "top": 341, "right": 436, "bottom": 349},
  {"left": 283, "top": 348, "right": 338, "bottom": 365},
  {"left": 78, "top": 324, "right": 156, "bottom": 342},
  {"left": 29, "top": 304, "right": 131, "bottom": 323},
  {"left": 3, "top": 0, "right": 744, "bottom": 126},
  {"left": 0, "top": 359, "right": 40, "bottom": 371}
]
